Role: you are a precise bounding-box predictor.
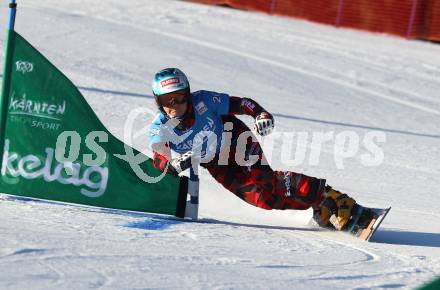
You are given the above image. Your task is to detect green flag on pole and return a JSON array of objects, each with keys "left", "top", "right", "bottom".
[{"left": 0, "top": 30, "right": 187, "bottom": 217}]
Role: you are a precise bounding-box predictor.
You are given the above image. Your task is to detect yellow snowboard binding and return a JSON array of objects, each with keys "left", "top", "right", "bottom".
[{"left": 313, "top": 186, "right": 356, "bottom": 230}]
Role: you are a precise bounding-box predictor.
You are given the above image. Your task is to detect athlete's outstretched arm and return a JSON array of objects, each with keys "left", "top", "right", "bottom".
[
  {"left": 228, "top": 96, "right": 275, "bottom": 136},
  {"left": 229, "top": 96, "right": 265, "bottom": 117}
]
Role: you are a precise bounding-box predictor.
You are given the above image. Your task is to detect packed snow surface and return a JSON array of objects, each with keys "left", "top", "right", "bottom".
[{"left": 1, "top": 1, "right": 440, "bottom": 289}]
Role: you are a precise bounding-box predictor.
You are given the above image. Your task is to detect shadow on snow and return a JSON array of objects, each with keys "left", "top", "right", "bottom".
[
  {"left": 5, "top": 194, "right": 440, "bottom": 247},
  {"left": 371, "top": 229, "right": 440, "bottom": 248},
  {"left": 1, "top": 194, "right": 318, "bottom": 233},
  {"left": 274, "top": 113, "right": 440, "bottom": 139},
  {"left": 78, "top": 85, "right": 155, "bottom": 99}
]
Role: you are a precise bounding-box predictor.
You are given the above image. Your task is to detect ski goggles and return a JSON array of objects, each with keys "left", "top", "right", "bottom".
[{"left": 159, "top": 90, "right": 189, "bottom": 108}]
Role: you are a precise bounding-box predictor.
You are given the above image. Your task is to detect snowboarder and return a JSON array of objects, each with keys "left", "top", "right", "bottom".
[{"left": 149, "top": 68, "right": 358, "bottom": 231}]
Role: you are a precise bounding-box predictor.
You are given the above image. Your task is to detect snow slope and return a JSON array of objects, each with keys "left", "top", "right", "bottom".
[{"left": 1, "top": 0, "right": 440, "bottom": 289}]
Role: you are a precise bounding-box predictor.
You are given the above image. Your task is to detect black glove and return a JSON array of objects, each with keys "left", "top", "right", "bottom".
[{"left": 169, "top": 151, "right": 194, "bottom": 175}]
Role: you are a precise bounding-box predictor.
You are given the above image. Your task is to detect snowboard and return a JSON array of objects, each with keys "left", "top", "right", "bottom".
[{"left": 345, "top": 205, "right": 391, "bottom": 241}]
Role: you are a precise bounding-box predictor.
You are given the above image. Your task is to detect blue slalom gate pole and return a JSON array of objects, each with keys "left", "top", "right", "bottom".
[
  {"left": 8, "top": 0, "right": 17, "bottom": 31},
  {"left": 0, "top": 0, "right": 17, "bottom": 169},
  {"left": 185, "top": 165, "right": 199, "bottom": 219}
]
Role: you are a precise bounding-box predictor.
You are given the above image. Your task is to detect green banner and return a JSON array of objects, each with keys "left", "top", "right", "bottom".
[
  {"left": 0, "top": 31, "right": 187, "bottom": 217},
  {"left": 418, "top": 276, "right": 440, "bottom": 290}
]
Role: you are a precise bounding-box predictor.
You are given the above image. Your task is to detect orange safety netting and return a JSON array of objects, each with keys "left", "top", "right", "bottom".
[
  {"left": 192, "top": 0, "right": 440, "bottom": 41},
  {"left": 428, "top": 0, "right": 440, "bottom": 40}
]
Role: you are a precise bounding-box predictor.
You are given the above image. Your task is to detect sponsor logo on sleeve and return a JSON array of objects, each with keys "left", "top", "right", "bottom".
[
  {"left": 242, "top": 99, "right": 255, "bottom": 111},
  {"left": 195, "top": 101, "right": 208, "bottom": 115}
]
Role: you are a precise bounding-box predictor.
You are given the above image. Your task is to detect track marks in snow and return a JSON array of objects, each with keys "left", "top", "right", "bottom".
[
  {"left": 1, "top": 193, "right": 437, "bottom": 289},
  {"left": 277, "top": 31, "right": 440, "bottom": 88},
  {"left": 122, "top": 24, "right": 440, "bottom": 115},
  {"left": 10, "top": 248, "right": 47, "bottom": 256},
  {"left": 26, "top": 3, "right": 440, "bottom": 116},
  {"left": 110, "top": 22, "right": 440, "bottom": 115}
]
